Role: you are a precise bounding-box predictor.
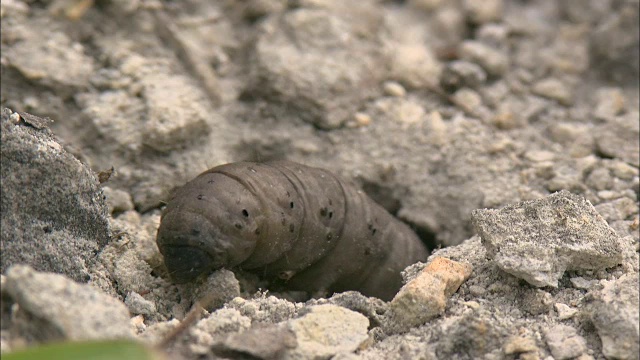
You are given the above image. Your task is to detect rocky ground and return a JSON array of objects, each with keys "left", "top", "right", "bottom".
[{"left": 1, "top": 0, "right": 639, "bottom": 359}]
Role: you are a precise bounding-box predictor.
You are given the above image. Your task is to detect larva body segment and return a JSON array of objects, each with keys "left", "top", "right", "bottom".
[{"left": 156, "top": 161, "right": 429, "bottom": 300}]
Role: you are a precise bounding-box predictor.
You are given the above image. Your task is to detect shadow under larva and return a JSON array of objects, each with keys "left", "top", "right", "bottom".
[{"left": 156, "top": 160, "right": 429, "bottom": 301}]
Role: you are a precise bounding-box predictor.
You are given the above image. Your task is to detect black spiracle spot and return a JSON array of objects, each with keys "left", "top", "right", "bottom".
[
  {"left": 242, "top": 209, "right": 249, "bottom": 217},
  {"left": 290, "top": 201, "right": 295, "bottom": 209}
]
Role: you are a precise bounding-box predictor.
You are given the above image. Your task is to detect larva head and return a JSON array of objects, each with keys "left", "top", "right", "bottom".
[{"left": 156, "top": 171, "right": 261, "bottom": 283}]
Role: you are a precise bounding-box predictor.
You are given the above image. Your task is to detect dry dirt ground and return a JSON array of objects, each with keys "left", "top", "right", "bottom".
[{"left": 1, "top": 1, "right": 639, "bottom": 359}]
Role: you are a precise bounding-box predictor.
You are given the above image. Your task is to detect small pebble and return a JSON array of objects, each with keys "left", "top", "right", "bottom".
[
  {"left": 349, "top": 112, "right": 372, "bottom": 128},
  {"left": 383, "top": 81, "right": 407, "bottom": 97},
  {"left": 125, "top": 291, "right": 157, "bottom": 316},
  {"left": 408, "top": 0, "right": 443, "bottom": 11},
  {"left": 593, "top": 87, "right": 625, "bottom": 120},
  {"left": 440, "top": 60, "right": 487, "bottom": 92},
  {"left": 390, "top": 44, "right": 441, "bottom": 89},
  {"left": 103, "top": 186, "right": 135, "bottom": 215},
  {"left": 468, "top": 284, "right": 486, "bottom": 297},
  {"left": 452, "top": 88, "right": 483, "bottom": 110},
  {"left": 609, "top": 160, "right": 638, "bottom": 180},
  {"left": 463, "top": 0, "right": 504, "bottom": 25},
  {"left": 524, "top": 150, "right": 556, "bottom": 162},
  {"left": 477, "top": 24, "right": 509, "bottom": 48},
  {"left": 531, "top": 78, "right": 573, "bottom": 106},
  {"left": 570, "top": 277, "right": 595, "bottom": 289},
  {"left": 554, "top": 303, "right": 578, "bottom": 320},
  {"left": 459, "top": 41, "right": 508, "bottom": 76},
  {"left": 463, "top": 300, "right": 481, "bottom": 309},
  {"left": 394, "top": 100, "right": 426, "bottom": 125},
  {"left": 503, "top": 336, "right": 538, "bottom": 355},
  {"left": 287, "top": 305, "right": 369, "bottom": 359},
  {"left": 544, "top": 325, "right": 587, "bottom": 360}
]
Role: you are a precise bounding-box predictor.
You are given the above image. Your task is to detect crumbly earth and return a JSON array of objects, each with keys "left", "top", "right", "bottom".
[{"left": 1, "top": 1, "right": 638, "bottom": 359}]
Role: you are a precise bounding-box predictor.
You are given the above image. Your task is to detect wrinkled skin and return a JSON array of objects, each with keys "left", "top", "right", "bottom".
[{"left": 156, "top": 161, "right": 429, "bottom": 301}]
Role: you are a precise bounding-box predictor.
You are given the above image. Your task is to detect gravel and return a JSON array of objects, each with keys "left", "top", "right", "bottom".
[{"left": 1, "top": 0, "right": 638, "bottom": 359}]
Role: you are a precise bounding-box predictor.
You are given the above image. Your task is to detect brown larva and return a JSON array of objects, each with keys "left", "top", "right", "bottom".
[{"left": 156, "top": 161, "right": 429, "bottom": 300}]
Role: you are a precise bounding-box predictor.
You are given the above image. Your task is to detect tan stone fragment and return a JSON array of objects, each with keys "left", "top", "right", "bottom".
[{"left": 384, "top": 257, "right": 472, "bottom": 333}]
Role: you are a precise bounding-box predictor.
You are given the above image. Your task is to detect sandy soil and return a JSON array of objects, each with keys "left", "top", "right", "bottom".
[{"left": 1, "top": 0, "right": 638, "bottom": 359}]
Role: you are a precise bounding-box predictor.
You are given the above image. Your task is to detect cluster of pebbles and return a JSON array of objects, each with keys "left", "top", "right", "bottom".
[{"left": 1, "top": 0, "right": 638, "bottom": 359}]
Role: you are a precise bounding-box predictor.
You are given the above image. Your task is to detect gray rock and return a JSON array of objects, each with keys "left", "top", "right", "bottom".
[
  {"left": 520, "top": 289, "right": 553, "bottom": 316},
  {"left": 585, "top": 167, "right": 613, "bottom": 191},
  {"left": 192, "top": 269, "right": 240, "bottom": 312},
  {"left": 4, "top": 265, "right": 132, "bottom": 342},
  {"left": 3, "top": 23, "right": 94, "bottom": 92},
  {"left": 472, "top": 190, "right": 628, "bottom": 287},
  {"left": 434, "top": 309, "right": 509, "bottom": 360},
  {"left": 547, "top": 123, "right": 593, "bottom": 154},
  {"left": 226, "top": 295, "right": 300, "bottom": 324},
  {"left": 388, "top": 44, "right": 442, "bottom": 89},
  {"left": 559, "top": 0, "right": 612, "bottom": 24},
  {"left": 459, "top": 40, "right": 508, "bottom": 76},
  {"left": 476, "top": 24, "right": 509, "bottom": 48},
  {"left": 0, "top": 0, "right": 29, "bottom": 18},
  {"left": 124, "top": 291, "right": 157, "bottom": 316},
  {"left": 285, "top": 304, "right": 369, "bottom": 359},
  {"left": 247, "top": 7, "right": 386, "bottom": 129},
  {"left": 595, "top": 112, "right": 640, "bottom": 167},
  {"left": 544, "top": 324, "right": 587, "bottom": 360},
  {"left": 531, "top": 78, "right": 574, "bottom": 106},
  {"left": 593, "top": 87, "right": 626, "bottom": 120},
  {"left": 407, "top": 0, "right": 443, "bottom": 11},
  {"left": 309, "top": 291, "right": 387, "bottom": 328},
  {"left": 212, "top": 324, "right": 297, "bottom": 359},
  {"left": 382, "top": 81, "right": 406, "bottom": 97},
  {"left": 570, "top": 276, "right": 597, "bottom": 289},
  {"left": 588, "top": 272, "right": 639, "bottom": 360},
  {"left": 440, "top": 60, "right": 488, "bottom": 92},
  {"left": 1, "top": 109, "right": 110, "bottom": 282},
  {"left": 462, "top": 0, "right": 503, "bottom": 25},
  {"left": 138, "top": 72, "right": 212, "bottom": 152},
  {"left": 102, "top": 186, "right": 135, "bottom": 215},
  {"left": 75, "top": 90, "right": 145, "bottom": 153},
  {"left": 590, "top": 1, "right": 639, "bottom": 82},
  {"left": 594, "top": 197, "right": 638, "bottom": 222},
  {"left": 554, "top": 303, "right": 578, "bottom": 320},
  {"left": 503, "top": 336, "right": 540, "bottom": 357},
  {"left": 184, "top": 308, "right": 252, "bottom": 356}
]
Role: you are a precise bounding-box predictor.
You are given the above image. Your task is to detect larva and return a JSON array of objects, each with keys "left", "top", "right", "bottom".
[{"left": 156, "top": 161, "right": 429, "bottom": 300}]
